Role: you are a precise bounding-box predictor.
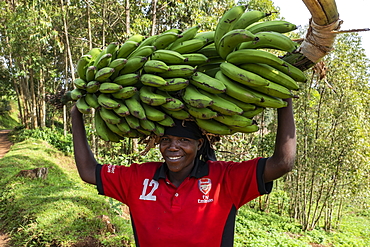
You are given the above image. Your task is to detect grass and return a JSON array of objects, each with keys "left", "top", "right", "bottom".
[
  {"left": 0, "top": 139, "right": 134, "bottom": 246},
  {"left": 0, "top": 100, "right": 19, "bottom": 130}
]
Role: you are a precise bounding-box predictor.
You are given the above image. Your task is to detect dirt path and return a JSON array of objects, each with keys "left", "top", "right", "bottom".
[
  {"left": 0, "top": 130, "right": 13, "bottom": 159},
  {"left": 0, "top": 129, "right": 12, "bottom": 246}
]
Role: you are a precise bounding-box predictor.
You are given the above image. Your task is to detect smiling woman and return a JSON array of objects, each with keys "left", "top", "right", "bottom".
[{"left": 71, "top": 91, "right": 296, "bottom": 247}]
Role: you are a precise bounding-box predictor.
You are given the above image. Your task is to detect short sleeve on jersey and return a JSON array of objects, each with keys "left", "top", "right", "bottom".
[
  {"left": 256, "top": 158, "right": 273, "bottom": 194},
  {"left": 96, "top": 164, "right": 104, "bottom": 195}
]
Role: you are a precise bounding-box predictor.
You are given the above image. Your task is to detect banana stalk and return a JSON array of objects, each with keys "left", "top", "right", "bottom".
[{"left": 283, "top": 0, "right": 340, "bottom": 71}]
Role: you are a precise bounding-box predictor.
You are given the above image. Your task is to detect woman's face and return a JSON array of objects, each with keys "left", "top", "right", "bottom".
[{"left": 159, "top": 135, "right": 204, "bottom": 173}]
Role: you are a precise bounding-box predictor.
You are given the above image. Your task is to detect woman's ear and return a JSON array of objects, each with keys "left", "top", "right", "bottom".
[{"left": 197, "top": 138, "right": 204, "bottom": 150}]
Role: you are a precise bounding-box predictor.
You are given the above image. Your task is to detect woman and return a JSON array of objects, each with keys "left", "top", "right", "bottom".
[{"left": 71, "top": 98, "right": 296, "bottom": 247}]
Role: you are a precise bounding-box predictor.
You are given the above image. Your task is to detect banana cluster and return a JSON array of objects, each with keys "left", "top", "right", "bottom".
[{"left": 65, "top": 5, "right": 307, "bottom": 142}]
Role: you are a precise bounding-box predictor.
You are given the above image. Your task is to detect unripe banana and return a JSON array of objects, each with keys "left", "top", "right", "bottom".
[
  {"left": 85, "top": 93, "right": 100, "bottom": 108},
  {"left": 85, "top": 80, "right": 100, "bottom": 93},
  {"left": 140, "top": 73, "right": 168, "bottom": 87},
  {"left": 157, "top": 92, "right": 185, "bottom": 111},
  {"left": 95, "top": 109, "right": 121, "bottom": 142},
  {"left": 113, "top": 73, "right": 140, "bottom": 86},
  {"left": 190, "top": 71, "right": 226, "bottom": 94},
  {"left": 105, "top": 122, "right": 127, "bottom": 137},
  {"left": 168, "top": 25, "right": 201, "bottom": 49},
  {"left": 70, "top": 88, "right": 85, "bottom": 101},
  {"left": 181, "top": 53, "right": 209, "bottom": 66},
  {"left": 246, "top": 20, "right": 297, "bottom": 34},
  {"left": 157, "top": 115, "right": 175, "bottom": 127},
  {"left": 218, "top": 29, "right": 258, "bottom": 59},
  {"left": 85, "top": 66, "right": 97, "bottom": 82},
  {"left": 158, "top": 64, "right": 196, "bottom": 78},
  {"left": 238, "top": 31, "right": 298, "bottom": 53},
  {"left": 239, "top": 63, "right": 299, "bottom": 90},
  {"left": 116, "top": 118, "right": 131, "bottom": 133},
  {"left": 111, "top": 86, "right": 138, "bottom": 99},
  {"left": 197, "top": 43, "right": 220, "bottom": 58},
  {"left": 195, "top": 118, "right": 233, "bottom": 135},
  {"left": 153, "top": 123, "right": 165, "bottom": 136},
  {"left": 95, "top": 67, "right": 115, "bottom": 82},
  {"left": 92, "top": 49, "right": 107, "bottom": 68},
  {"left": 242, "top": 107, "right": 264, "bottom": 118},
  {"left": 98, "top": 93, "right": 121, "bottom": 109},
  {"left": 117, "top": 40, "right": 139, "bottom": 58},
  {"left": 139, "top": 86, "right": 173, "bottom": 106},
  {"left": 100, "top": 107, "right": 122, "bottom": 125},
  {"left": 137, "top": 128, "right": 151, "bottom": 136},
  {"left": 109, "top": 58, "right": 128, "bottom": 78},
  {"left": 151, "top": 50, "right": 188, "bottom": 64},
  {"left": 214, "top": 114, "right": 253, "bottom": 128},
  {"left": 187, "top": 105, "right": 218, "bottom": 119},
  {"left": 113, "top": 100, "right": 130, "bottom": 117},
  {"left": 194, "top": 31, "right": 215, "bottom": 45},
  {"left": 143, "top": 60, "right": 170, "bottom": 73},
  {"left": 87, "top": 48, "right": 102, "bottom": 61},
  {"left": 199, "top": 89, "right": 243, "bottom": 116},
  {"left": 218, "top": 93, "right": 257, "bottom": 112},
  {"left": 214, "top": 5, "right": 247, "bottom": 50},
  {"left": 215, "top": 71, "right": 263, "bottom": 104},
  {"left": 99, "top": 82, "right": 123, "bottom": 93},
  {"left": 125, "top": 115, "right": 141, "bottom": 129},
  {"left": 75, "top": 96, "right": 92, "bottom": 114},
  {"left": 95, "top": 53, "right": 112, "bottom": 70},
  {"left": 220, "top": 62, "right": 270, "bottom": 87},
  {"left": 120, "top": 56, "right": 148, "bottom": 75},
  {"left": 128, "top": 45, "right": 156, "bottom": 59},
  {"left": 125, "top": 93, "right": 147, "bottom": 120},
  {"left": 182, "top": 84, "right": 214, "bottom": 108},
  {"left": 230, "top": 124, "right": 259, "bottom": 133},
  {"left": 252, "top": 90, "right": 288, "bottom": 108},
  {"left": 171, "top": 39, "right": 207, "bottom": 54},
  {"left": 152, "top": 32, "right": 181, "bottom": 49},
  {"left": 73, "top": 78, "right": 87, "bottom": 90},
  {"left": 161, "top": 107, "right": 192, "bottom": 120},
  {"left": 142, "top": 103, "right": 167, "bottom": 121},
  {"left": 271, "top": 62, "right": 307, "bottom": 83},
  {"left": 226, "top": 49, "right": 286, "bottom": 67},
  {"left": 76, "top": 54, "right": 92, "bottom": 81},
  {"left": 158, "top": 78, "right": 189, "bottom": 91},
  {"left": 140, "top": 119, "right": 156, "bottom": 132},
  {"left": 127, "top": 34, "right": 145, "bottom": 43},
  {"left": 106, "top": 42, "right": 119, "bottom": 56},
  {"left": 233, "top": 10, "right": 272, "bottom": 29},
  {"left": 136, "top": 35, "right": 158, "bottom": 50}
]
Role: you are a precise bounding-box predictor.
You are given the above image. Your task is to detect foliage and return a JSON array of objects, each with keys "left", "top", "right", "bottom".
[
  {"left": 11, "top": 126, "right": 74, "bottom": 155},
  {"left": 0, "top": 139, "right": 134, "bottom": 246},
  {"left": 0, "top": 99, "right": 20, "bottom": 129},
  {"left": 287, "top": 33, "right": 370, "bottom": 230}
]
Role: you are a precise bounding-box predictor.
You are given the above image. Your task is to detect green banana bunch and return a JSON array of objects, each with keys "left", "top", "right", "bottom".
[{"left": 67, "top": 9, "right": 305, "bottom": 140}]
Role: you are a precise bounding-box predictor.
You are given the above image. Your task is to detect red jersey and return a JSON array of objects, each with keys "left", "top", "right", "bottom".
[{"left": 96, "top": 157, "right": 272, "bottom": 247}]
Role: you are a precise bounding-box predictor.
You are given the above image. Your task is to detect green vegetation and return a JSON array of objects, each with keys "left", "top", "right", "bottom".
[
  {"left": 0, "top": 138, "right": 134, "bottom": 246},
  {"left": 0, "top": 99, "right": 19, "bottom": 130}
]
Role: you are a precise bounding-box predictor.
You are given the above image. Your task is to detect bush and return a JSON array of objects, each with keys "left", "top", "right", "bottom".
[{"left": 11, "top": 127, "right": 73, "bottom": 155}]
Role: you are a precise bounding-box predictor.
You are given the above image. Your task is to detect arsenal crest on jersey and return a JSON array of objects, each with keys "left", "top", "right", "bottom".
[{"left": 198, "top": 178, "right": 212, "bottom": 195}]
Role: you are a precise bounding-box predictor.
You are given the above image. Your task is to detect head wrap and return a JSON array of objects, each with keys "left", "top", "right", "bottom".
[{"left": 163, "top": 119, "right": 217, "bottom": 161}]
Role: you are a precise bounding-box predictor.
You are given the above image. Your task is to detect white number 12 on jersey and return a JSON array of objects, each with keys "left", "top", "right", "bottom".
[{"left": 139, "top": 179, "right": 159, "bottom": 201}]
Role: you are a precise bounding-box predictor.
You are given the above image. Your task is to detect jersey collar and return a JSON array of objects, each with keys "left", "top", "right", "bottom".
[{"left": 153, "top": 159, "right": 209, "bottom": 181}]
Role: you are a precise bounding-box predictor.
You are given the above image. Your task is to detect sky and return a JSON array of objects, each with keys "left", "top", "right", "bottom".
[{"left": 271, "top": 0, "right": 370, "bottom": 59}]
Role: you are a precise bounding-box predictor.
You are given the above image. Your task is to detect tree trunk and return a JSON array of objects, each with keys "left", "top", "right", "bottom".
[
  {"left": 150, "top": 0, "right": 158, "bottom": 36},
  {"left": 125, "top": 0, "right": 130, "bottom": 36}
]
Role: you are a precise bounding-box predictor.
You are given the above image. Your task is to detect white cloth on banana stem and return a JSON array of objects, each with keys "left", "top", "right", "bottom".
[{"left": 298, "top": 18, "right": 342, "bottom": 63}]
